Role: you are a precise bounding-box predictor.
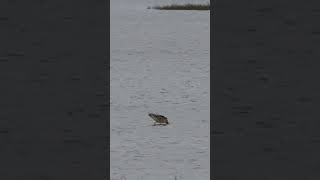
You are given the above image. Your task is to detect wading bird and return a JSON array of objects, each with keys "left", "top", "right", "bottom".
[{"left": 148, "top": 113, "right": 169, "bottom": 126}]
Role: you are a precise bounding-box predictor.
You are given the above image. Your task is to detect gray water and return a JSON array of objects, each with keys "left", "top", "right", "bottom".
[{"left": 111, "top": 1, "right": 210, "bottom": 179}]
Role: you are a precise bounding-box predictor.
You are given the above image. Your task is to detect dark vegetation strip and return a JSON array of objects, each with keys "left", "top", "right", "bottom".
[{"left": 150, "top": 3, "right": 210, "bottom": 10}]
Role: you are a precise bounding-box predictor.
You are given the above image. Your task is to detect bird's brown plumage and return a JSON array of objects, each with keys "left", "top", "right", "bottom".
[{"left": 148, "top": 113, "right": 169, "bottom": 125}]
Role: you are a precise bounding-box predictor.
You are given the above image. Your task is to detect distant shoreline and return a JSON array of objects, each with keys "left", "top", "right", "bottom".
[{"left": 149, "top": 3, "right": 210, "bottom": 11}]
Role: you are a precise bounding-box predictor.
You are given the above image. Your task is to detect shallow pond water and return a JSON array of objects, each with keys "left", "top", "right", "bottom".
[{"left": 111, "top": 1, "right": 210, "bottom": 179}]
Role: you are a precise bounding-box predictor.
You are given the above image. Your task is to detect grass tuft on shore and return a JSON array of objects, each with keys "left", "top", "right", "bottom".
[{"left": 150, "top": 3, "right": 210, "bottom": 10}]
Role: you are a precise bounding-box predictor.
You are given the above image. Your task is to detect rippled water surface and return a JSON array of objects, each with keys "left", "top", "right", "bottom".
[{"left": 111, "top": 0, "right": 210, "bottom": 179}]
